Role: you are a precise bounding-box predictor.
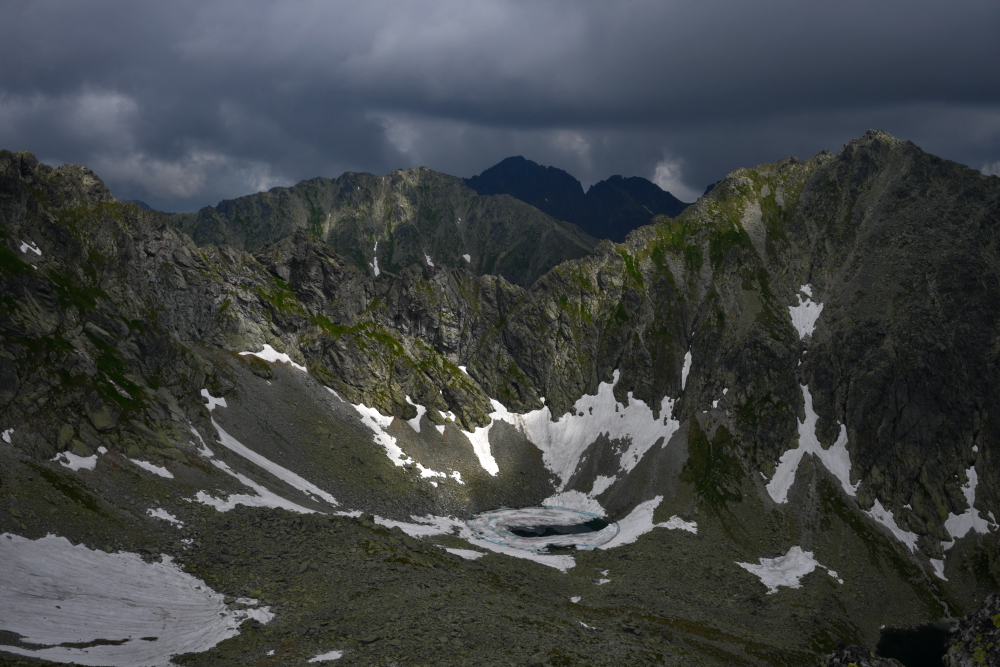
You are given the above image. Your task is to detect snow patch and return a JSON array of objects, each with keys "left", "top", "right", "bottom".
[
  {"left": 351, "top": 401, "right": 455, "bottom": 481},
  {"left": 570, "top": 595, "right": 581, "bottom": 603},
  {"left": 189, "top": 427, "right": 214, "bottom": 457},
  {"left": 590, "top": 475, "right": 616, "bottom": 496},
  {"left": 598, "top": 496, "right": 696, "bottom": 549},
  {"left": 129, "top": 459, "right": 173, "bottom": 479},
  {"left": 660, "top": 516, "right": 698, "bottom": 534},
  {"left": 2, "top": 428, "right": 12, "bottom": 443},
  {"left": 943, "top": 466, "right": 995, "bottom": 549},
  {"left": 736, "top": 546, "right": 827, "bottom": 594},
  {"left": 371, "top": 242, "right": 380, "bottom": 277},
  {"left": 767, "top": 385, "right": 857, "bottom": 503},
  {"left": 865, "top": 499, "right": 919, "bottom": 552},
  {"left": 543, "top": 491, "right": 606, "bottom": 516},
  {"left": 309, "top": 649, "right": 344, "bottom": 662},
  {"left": 147, "top": 508, "right": 183, "bottom": 526},
  {"left": 462, "top": 254, "right": 471, "bottom": 263},
  {"left": 930, "top": 558, "right": 947, "bottom": 581},
  {"left": 19, "top": 240, "right": 41, "bottom": 255},
  {"left": 208, "top": 417, "right": 338, "bottom": 506},
  {"left": 445, "top": 548, "right": 486, "bottom": 560},
  {"left": 200, "top": 389, "right": 227, "bottom": 412},
  {"left": 482, "top": 370, "right": 679, "bottom": 488},
  {"left": 193, "top": 460, "right": 316, "bottom": 514},
  {"left": 681, "top": 350, "right": 692, "bottom": 390},
  {"left": 0, "top": 533, "right": 271, "bottom": 666},
  {"left": 53, "top": 451, "right": 98, "bottom": 471},
  {"left": 239, "top": 344, "right": 307, "bottom": 372},
  {"left": 788, "top": 285, "right": 823, "bottom": 339},
  {"left": 404, "top": 396, "right": 426, "bottom": 433},
  {"left": 424, "top": 254, "right": 434, "bottom": 267}
]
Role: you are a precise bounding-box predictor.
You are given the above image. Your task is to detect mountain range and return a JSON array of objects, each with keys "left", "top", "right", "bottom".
[
  {"left": 1, "top": 131, "right": 999, "bottom": 666},
  {"left": 465, "top": 155, "right": 691, "bottom": 242}
]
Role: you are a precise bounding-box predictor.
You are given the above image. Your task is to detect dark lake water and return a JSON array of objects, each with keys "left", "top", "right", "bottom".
[
  {"left": 876, "top": 623, "right": 953, "bottom": 667},
  {"left": 509, "top": 518, "right": 610, "bottom": 538}
]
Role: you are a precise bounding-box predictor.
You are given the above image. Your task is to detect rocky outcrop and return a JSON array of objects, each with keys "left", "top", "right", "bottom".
[
  {"left": 3, "top": 129, "right": 1000, "bottom": 562},
  {"left": 944, "top": 594, "right": 1000, "bottom": 666},
  {"left": 168, "top": 167, "right": 597, "bottom": 287},
  {"left": 824, "top": 645, "right": 903, "bottom": 667}
]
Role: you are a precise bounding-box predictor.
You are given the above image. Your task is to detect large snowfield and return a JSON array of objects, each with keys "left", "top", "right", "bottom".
[{"left": 0, "top": 533, "right": 272, "bottom": 666}]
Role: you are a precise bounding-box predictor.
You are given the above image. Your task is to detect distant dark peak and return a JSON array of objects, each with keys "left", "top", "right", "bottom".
[
  {"left": 124, "top": 199, "right": 152, "bottom": 210},
  {"left": 466, "top": 157, "right": 691, "bottom": 242}
]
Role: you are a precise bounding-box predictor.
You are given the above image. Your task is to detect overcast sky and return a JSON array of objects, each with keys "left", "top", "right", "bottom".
[{"left": 1, "top": 1, "right": 998, "bottom": 211}]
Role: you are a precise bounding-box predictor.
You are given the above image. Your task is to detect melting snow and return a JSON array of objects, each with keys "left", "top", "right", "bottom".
[
  {"left": 590, "top": 475, "right": 616, "bottom": 496},
  {"left": 445, "top": 548, "right": 485, "bottom": 560},
  {"left": 942, "top": 466, "right": 995, "bottom": 550},
  {"left": 865, "top": 499, "right": 919, "bottom": 552},
  {"left": 147, "top": 508, "right": 183, "bottom": 526},
  {"left": 0, "top": 533, "right": 271, "bottom": 666},
  {"left": 239, "top": 344, "right": 307, "bottom": 372},
  {"left": 53, "top": 451, "right": 98, "bottom": 471},
  {"left": 2, "top": 428, "right": 12, "bottom": 443},
  {"left": 309, "top": 650, "right": 344, "bottom": 662},
  {"left": 193, "top": 460, "right": 315, "bottom": 514},
  {"left": 788, "top": 284, "right": 823, "bottom": 339},
  {"left": 598, "top": 496, "right": 697, "bottom": 549},
  {"left": 351, "top": 401, "right": 456, "bottom": 481},
  {"left": 660, "top": 516, "right": 698, "bottom": 534},
  {"left": 129, "top": 459, "right": 173, "bottom": 479},
  {"left": 767, "top": 385, "right": 857, "bottom": 503},
  {"left": 19, "top": 240, "right": 41, "bottom": 255},
  {"left": 424, "top": 254, "right": 434, "bottom": 267},
  {"left": 681, "top": 350, "right": 692, "bottom": 390},
  {"left": 479, "top": 370, "right": 679, "bottom": 487},
  {"left": 208, "top": 416, "right": 338, "bottom": 506},
  {"left": 543, "top": 491, "right": 606, "bottom": 516},
  {"left": 736, "top": 546, "right": 827, "bottom": 594},
  {"left": 931, "top": 558, "right": 947, "bottom": 581},
  {"left": 404, "top": 396, "right": 426, "bottom": 433},
  {"left": 371, "top": 242, "right": 380, "bottom": 277},
  {"left": 463, "top": 254, "right": 471, "bottom": 263},
  {"left": 196, "top": 389, "right": 338, "bottom": 508}
]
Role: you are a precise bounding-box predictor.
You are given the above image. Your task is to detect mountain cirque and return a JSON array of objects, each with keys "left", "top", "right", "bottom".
[{"left": 0, "top": 131, "right": 999, "bottom": 666}]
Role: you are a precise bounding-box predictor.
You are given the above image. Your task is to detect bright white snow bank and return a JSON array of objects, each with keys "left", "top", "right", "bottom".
[
  {"left": 19, "top": 240, "right": 41, "bottom": 256},
  {"left": 598, "top": 496, "right": 697, "bottom": 549},
  {"left": 864, "top": 499, "right": 919, "bottom": 553},
  {"left": 309, "top": 649, "right": 344, "bottom": 662},
  {"left": 129, "top": 459, "right": 173, "bottom": 479},
  {"left": 736, "top": 546, "right": 837, "bottom": 594},
  {"left": 147, "top": 508, "right": 183, "bottom": 526},
  {"left": 239, "top": 344, "right": 307, "bottom": 372},
  {"left": 191, "top": 390, "right": 337, "bottom": 512},
  {"left": 943, "top": 466, "right": 996, "bottom": 548},
  {"left": 2, "top": 428, "right": 11, "bottom": 443},
  {"left": 53, "top": 451, "right": 98, "bottom": 471},
  {"left": 480, "top": 370, "right": 679, "bottom": 487},
  {"left": 767, "top": 385, "right": 857, "bottom": 503},
  {"left": 352, "top": 400, "right": 461, "bottom": 481},
  {"left": 445, "top": 548, "right": 486, "bottom": 560},
  {"left": 0, "top": 533, "right": 271, "bottom": 666},
  {"left": 788, "top": 284, "right": 823, "bottom": 339}
]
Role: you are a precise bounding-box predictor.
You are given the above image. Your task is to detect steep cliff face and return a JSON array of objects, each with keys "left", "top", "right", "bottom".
[
  {"left": 2, "top": 132, "right": 1000, "bottom": 666},
  {"left": 168, "top": 167, "right": 597, "bottom": 288}
]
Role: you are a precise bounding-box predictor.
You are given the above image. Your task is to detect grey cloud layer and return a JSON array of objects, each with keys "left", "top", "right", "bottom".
[{"left": 1, "top": 0, "right": 998, "bottom": 211}]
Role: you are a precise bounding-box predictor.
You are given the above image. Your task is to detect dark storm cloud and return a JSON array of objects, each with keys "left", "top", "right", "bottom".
[{"left": 1, "top": 0, "right": 998, "bottom": 210}]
